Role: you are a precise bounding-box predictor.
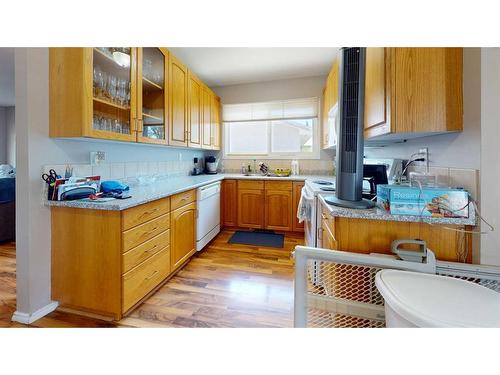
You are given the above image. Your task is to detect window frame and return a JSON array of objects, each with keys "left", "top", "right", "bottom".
[{"left": 223, "top": 117, "right": 321, "bottom": 160}]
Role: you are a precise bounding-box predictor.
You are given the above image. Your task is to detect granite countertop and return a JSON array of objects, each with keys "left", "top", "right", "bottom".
[
  {"left": 45, "top": 173, "right": 332, "bottom": 211},
  {"left": 318, "top": 194, "right": 477, "bottom": 226}
]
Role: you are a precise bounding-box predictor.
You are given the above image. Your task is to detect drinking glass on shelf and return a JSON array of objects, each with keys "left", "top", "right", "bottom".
[
  {"left": 122, "top": 122, "right": 130, "bottom": 135},
  {"left": 107, "top": 75, "right": 118, "bottom": 102},
  {"left": 93, "top": 66, "right": 102, "bottom": 97},
  {"left": 113, "top": 119, "right": 122, "bottom": 134}
]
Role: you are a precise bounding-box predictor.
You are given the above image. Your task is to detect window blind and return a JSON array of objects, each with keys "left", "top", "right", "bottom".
[{"left": 222, "top": 97, "right": 319, "bottom": 122}]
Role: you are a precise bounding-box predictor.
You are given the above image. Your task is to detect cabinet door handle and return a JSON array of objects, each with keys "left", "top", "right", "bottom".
[{"left": 145, "top": 270, "right": 159, "bottom": 280}]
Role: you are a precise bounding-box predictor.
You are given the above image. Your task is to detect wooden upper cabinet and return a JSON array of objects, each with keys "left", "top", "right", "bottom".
[
  {"left": 170, "top": 200, "right": 197, "bottom": 271},
  {"left": 364, "top": 47, "right": 463, "bottom": 140},
  {"left": 137, "top": 48, "right": 169, "bottom": 145},
  {"left": 221, "top": 179, "right": 238, "bottom": 227},
  {"left": 50, "top": 47, "right": 139, "bottom": 142},
  {"left": 322, "top": 61, "right": 338, "bottom": 149},
  {"left": 188, "top": 72, "right": 202, "bottom": 148},
  {"left": 364, "top": 47, "right": 389, "bottom": 137},
  {"left": 168, "top": 54, "right": 188, "bottom": 146},
  {"left": 211, "top": 95, "right": 221, "bottom": 150},
  {"left": 201, "top": 86, "right": 212, "bottom": 149}
]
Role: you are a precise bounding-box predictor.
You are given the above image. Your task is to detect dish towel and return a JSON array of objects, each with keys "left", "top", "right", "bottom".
[{"left": 297, "top": 187, "right": 309, "bottom": 223}]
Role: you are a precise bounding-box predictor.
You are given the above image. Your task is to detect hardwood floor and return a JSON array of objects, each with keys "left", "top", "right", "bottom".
[{"left": 0, "top": 230, "right": 302, "bottom": 328}]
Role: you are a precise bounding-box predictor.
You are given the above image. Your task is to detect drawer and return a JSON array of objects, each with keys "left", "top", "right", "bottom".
[
  {"left": 171, "top": 189, "right": 196, "bottom": 210},
  {"left": 264, "top": 181, "right": 292, "bottom": 191},
  {"left": 238, "top": 180, "right": 264, "bottom": 190},
  {"left": 122, "top": 247, "right": 170, "bottom": 312},
  {"left": 122, "top": 197, "right": 171, "bottom": 231},
  {"left": 122, "top": 213, "right": 170, "bottom": 252},
  {"left": 122, "top": 230, "right": 170, "bottom": 273}
]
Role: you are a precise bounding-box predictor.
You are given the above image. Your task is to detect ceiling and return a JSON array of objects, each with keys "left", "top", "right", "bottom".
[
  {"left": 168, "top": 47, "right": 340, "bottom": 87},
  {"left": 0, "top": 48, "right": 14, "bottom": 106}
]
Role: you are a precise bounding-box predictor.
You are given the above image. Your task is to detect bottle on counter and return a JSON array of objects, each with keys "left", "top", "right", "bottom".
[{"left": 291, "top": 160, "right": 299, "bottom": 175}]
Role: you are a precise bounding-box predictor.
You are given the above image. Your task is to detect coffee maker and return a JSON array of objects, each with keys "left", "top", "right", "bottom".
[
  {"left": 205, "top": 156, "right": 218, "bottom": 174},
  {"left": 192, "top": 157, "right": 203, "bottom": 176}
]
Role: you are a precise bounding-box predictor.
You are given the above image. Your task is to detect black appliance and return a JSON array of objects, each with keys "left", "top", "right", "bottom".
[
  {"left": 326, "top": 47, "right": 374, "bottom": 209},
  {"left": 362, "top": 164, "right": 388, "bottom": 200}
]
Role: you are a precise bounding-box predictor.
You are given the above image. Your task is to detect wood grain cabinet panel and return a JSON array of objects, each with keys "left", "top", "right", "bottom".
[
  {"left": 171, "top": 189, "right": 196, "bottom": 210},
  {"left": 171, "top": 201, "right": 197, "bottom": 271},
  {"left": 122, "top": 247, "right": 171, "bottom": 312},
  {"left": 237, "top": 189, "right": 265, "bottom": 229},
  {"left": 122, "top": 197, "right": 170, "bottom": 231},
  {"left": 188, "top": 72, "right": 202, "bottom": 148},
  {"left": 364, "top": 47, "right": 389, "bottom": 135},
  {"left": 201, "top": 86, "right": 212, "bottom": 149},
  {"left": 292, "top": 182, "right": 305, "bottom": 232},
  {"left": 222, "top": 179, "right": 238, "bottom": 227},
  {"left": 264, "top": 189, "right": 293, "bottom": 231},
  {"left": 333, "top": 216, "right": 471, "bottom": 263},
  {"left": 122, "top": 230, "right": 170, "bottom": 273},
  {"left": 169, "top": 54, "right": 188, "bottom": 146},
  {"left": 122, "top": 213, "right": 170, "bottom": 252},
  {"left": 211, "top": 96, "right": 221, "bottom": 150},
  {"left": 363, "top": 47, "right": 463, "bottom": 140}
]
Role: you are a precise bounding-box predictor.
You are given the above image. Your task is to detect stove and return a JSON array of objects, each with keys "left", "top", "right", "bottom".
[
  {"left": 305, "top": 178, "right": 336, "bottom": 196},
  {"left": 312, "top": 180, "right": 334, "bottom": 186}
]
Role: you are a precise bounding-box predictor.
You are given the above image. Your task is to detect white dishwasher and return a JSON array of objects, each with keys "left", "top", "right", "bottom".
[{"left": 196, "top": 181, "right": 221, "bottom": 251}]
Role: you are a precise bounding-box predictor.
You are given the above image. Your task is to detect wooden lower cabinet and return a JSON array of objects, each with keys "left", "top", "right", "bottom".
[
  {"left": 319, "top": 209, "right": 472, "bottom": 263},
  {"left": 221, "top": 179, "right": 238, "bottom": 227},
  {"left": 264, "top": 182, "right": 293, "bottom": 231},
  {"left": 122, "top": 247, "right": 171, "bottom": 311},
  {"left": 237, "top": 188, "right": 265, "bottom": 229},
  {"left": 170, "top": 200, "right": 197, "bottom": 271},
  {"left": 224, "top": 179, "right": 305, "bottom": 233},
  {"left": 51, "top": 190, "right": 199, "bottom": 321}
]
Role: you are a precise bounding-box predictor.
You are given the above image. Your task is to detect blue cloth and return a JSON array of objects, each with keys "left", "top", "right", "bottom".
[
  {"left": 100, "top": 180, "right": 130, "bottom": 194},
  {"left": 0, "top": 178, "right": 15, "bottom": 203}
]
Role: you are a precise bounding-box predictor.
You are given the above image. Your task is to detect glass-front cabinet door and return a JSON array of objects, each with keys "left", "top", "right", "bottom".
[
  {"left": 137, "top": 48, "right": 168, "bottom": 144},
  {"left": 91, "top": 47, "right": 137, "bottom": 141}
]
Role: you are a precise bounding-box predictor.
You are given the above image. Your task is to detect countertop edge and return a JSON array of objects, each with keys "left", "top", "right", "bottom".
[
  {"left": 44, "top": 174, "right": 329, "bottom": 211},
  {"left": 318, "top": 194, "right": 477, "bottom": 226}
]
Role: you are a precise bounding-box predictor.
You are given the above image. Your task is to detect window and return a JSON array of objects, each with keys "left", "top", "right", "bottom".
[{"left": 223, "top": 98, "right": 320, "bottom": 159}]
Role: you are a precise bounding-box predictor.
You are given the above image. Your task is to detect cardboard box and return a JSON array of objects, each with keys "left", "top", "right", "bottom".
[{"left": 376, "top": 184, "right": 469, "bottom": 218}]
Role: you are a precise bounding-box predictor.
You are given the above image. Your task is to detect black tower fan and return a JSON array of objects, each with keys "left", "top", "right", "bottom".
[{"left": 326, "top": 47, "right": 375, "bottom": 209}]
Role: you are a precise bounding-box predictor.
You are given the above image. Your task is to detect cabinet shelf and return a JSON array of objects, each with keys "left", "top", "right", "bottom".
[
  {"left": 142, "top": 112, "right": 163, "bottom": 122},
  {"left": 93, "top": 96, "right": 131, "bottom": 111},
  {"left": 143, "top": 77, "right": 163, "bottom": 91}
]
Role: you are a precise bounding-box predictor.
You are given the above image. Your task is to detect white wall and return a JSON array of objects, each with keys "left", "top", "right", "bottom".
[
  {"left": 0, "top": 107, "right": 6, "bottom": 163},
  {"left": 5, "top": 106, "right": 15, "bottom": 166},
  {"left": 480, "top": 48, "right": 500, "bottom": 266},
  {"left": 212, "top": 75, "right": 327, "bottom": 104},
  {"left": 364, "top": 48, "right": 481, "bottom": 170}
]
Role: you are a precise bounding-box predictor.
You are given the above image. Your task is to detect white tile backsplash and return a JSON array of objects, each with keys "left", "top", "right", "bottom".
[{"left": 43, "top": 159, "right": 195, "bottom": 183}]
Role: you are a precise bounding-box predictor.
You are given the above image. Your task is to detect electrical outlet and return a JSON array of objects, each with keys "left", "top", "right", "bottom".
[{"left": 90, "top": 151, "right": 106, "bottom": 166}]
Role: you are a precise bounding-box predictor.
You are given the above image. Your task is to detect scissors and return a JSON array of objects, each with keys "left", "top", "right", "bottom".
[{"left": 42, "top": 169, "right": 58, "bottom": 185}]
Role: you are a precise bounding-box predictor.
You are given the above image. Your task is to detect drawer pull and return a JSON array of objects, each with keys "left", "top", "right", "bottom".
[
  {"left": 145, "top": 244, "right": 158, "bottom": 253},
  {"left": 140, "top": 208, "right": 159, "bottom": 218},
  {"left": 145, "top": 270, "right": 159, "bottom": 280}
]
